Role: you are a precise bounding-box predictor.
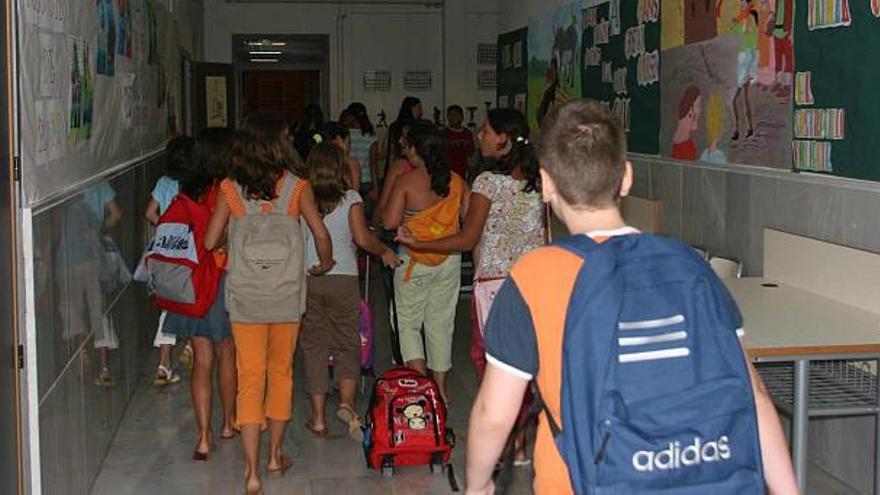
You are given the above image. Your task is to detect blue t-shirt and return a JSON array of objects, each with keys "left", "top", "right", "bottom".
[{"left": 151, "top": 176, "right": 179, "bottom": 215}]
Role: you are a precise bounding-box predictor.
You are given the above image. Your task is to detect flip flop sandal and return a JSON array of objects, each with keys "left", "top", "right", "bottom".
[{"left": 336, "top": 406, "right": 364, "bottom": 442}]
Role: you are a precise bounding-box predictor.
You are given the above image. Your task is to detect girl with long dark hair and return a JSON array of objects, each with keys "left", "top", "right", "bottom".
[{"left": 382, "top": 121, "right": 467, "bottom": 403}]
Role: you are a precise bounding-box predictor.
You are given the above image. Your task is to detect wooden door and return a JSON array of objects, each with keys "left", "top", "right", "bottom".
[{"left": 242, "top": 70, "right": 321, "bottom": 124}]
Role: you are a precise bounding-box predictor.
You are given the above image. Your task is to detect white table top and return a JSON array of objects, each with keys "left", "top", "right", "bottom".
[{"left": 724, "top": 278, "right": 880, "bottom": 358}]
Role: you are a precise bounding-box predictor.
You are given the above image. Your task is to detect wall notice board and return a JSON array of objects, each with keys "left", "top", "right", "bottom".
[
  {"left": 793, "top": 0, "right": 880, "bottom": 181},
  {"left": 580, "top": 0, "right": 660, "bottom": 154},
  {"left": 496, "top": 28, "right": 528, "bottom": 115}
]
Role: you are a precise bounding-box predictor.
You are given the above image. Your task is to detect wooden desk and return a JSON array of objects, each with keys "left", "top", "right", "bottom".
[{"left": 725, "top": 278, "right": 880, "bottom": 493}]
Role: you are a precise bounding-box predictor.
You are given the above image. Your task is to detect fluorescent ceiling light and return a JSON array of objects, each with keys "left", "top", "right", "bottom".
[
  {"left": 251, "top": 58, "right": 279, "bottom": 63},
  {"left": 249, "top": 50, "right": 282, "bottom": 55},
  {"left": 247, "top": 40, "right": 287, "bottom": 47}
]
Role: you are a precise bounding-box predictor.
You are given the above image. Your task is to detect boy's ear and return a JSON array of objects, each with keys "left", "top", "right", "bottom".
[
  {"left": 540, "top": 168, "right": 556, "bottom": 204},
  {"left": 620, "top": 161, "right": 633, "bottom": 198}
]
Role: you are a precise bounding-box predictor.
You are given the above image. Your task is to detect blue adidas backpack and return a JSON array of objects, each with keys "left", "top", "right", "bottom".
[{"left": 546, "top": 233, "right": 765, "bottom": 494}]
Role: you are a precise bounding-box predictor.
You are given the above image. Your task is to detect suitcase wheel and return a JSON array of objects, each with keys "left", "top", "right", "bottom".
[
  {"left": 430, "top": 453, "right": 444, "bottom": 475},
  {"left": 381, "top": 455, "right": 395, "bottom": 477}
]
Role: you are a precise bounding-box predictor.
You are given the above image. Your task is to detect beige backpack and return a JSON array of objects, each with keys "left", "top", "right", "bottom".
[{"left": 225, "top": 173, "right": 306, "bottom": 323}]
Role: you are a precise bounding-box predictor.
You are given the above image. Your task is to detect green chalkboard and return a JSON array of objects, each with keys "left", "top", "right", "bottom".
[
  {"left": 580, "top": 2, "right": 660, "bottom": 154},
  {"left": 497, "top": 28, "right": 528, "bottom": 115},
  {"left": 794, "top": 2, "right": 880, "bottom": 181}
]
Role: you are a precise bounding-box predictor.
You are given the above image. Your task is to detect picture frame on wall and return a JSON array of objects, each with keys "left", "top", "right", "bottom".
[{"left": 205, "top": 75, "right": 228, "bottom": 128}]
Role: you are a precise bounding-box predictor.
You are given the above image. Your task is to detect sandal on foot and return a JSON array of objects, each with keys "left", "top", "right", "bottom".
[
  {"left": 153, "top": 365, "right": 181, "bottom": 386},
  {"left": 305, "top": 420, "right": 329, "bottom": 438},
  {"left": 178, "top": 343, "right": 193, "bottom": 370},
  {"left": 336, "top": 406, "right": 364, "bottom": 442},
  {"left": 95, "top": 367, "right": 115, "bottom": 387},
  {"left": 267, "top": 454, "right": 292, "bottom": 477}
]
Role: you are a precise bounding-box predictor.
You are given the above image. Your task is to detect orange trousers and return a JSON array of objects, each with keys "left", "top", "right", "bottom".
[{"left": 231, "top": 322, "right": 300, "bottom": 428}]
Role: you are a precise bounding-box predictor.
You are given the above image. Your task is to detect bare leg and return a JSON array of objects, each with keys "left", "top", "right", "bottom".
[
  {"left": 744, "top": 82, "right": 755, "bottom": 137},
  {"left": 158, "top": 344, "right": 172, "bottom": 370},
  {"left": 732, "top": 88, "right": 743, "bottom": 140},
  {"left": 338, "top": 378, "right": 358, "bottom": 412},
  {"left": 215, "top": 339, "right": 237, "bottom": 437},
  {"left": 431, "top": 370, "right": 449, "bottom": 404},
  {"left": 240, "top": 424, "right": 262, "bottom": 494},
  {"left": 407, "top": 358, "right": 428, "bottom": 376},
  {"left": 513, "top": 430, "right": 528, "bottom": 461},
  {"left": 266, "top": 419, "right": 289, "bottom": 472},
  {"left": 191, "top": 337, "right": 214, "bottom": 456},
  {"left": 309, "top": 393, "right": 328, "bottom": 431}
]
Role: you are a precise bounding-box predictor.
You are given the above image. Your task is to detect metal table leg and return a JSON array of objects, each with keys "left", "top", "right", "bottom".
[{"left": 793, "top": 359, "right": 809, "bottom": 493}]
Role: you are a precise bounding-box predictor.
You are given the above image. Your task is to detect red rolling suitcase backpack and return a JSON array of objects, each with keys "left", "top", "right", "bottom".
[{"left": 363, "top": 368, "right": 456, "bottom": 483}]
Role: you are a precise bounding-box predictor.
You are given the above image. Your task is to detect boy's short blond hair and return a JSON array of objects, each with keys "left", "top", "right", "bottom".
[{"left": 538, "top": 100, "right": 627, "bottom": 208}]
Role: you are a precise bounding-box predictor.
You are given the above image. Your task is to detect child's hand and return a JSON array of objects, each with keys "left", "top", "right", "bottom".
[
  {"left": 381, "top": 250, "right": 402, "bottom": 269},
  {"left": 309, "top": 259, "right": 336, "bottom": 276},
  {"left": 394, "top": 227, "right": 418, "bottom": 247}
]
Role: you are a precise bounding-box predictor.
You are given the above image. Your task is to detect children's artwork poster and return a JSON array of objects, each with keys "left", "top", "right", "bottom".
[
  {"left": 147, "top": 0, "right": 159, "bottom": 66},
  {"left": 527, "top": 3, "right": 582, "bottom": 132},
  {"left": 496, "top": 28, "right": 528, "bottom": 112},
  {"left": 117, "top": 0, "right": 133, "bottom": 58},
  {"left": 206, "top": 76, "right": 228, "bottom": 128},
  {"left": 38, "top": 33, "right": 63, "bottom": 97},
  {"left": 22, "top": 0, "right": 65, "bottom": 31},
  {"left": 68, "top": 36, "right": 94, "bottom": 143},
  {"left": 580, "top": 0, "right": 660, "bottom": 154},
  {"left": 793, "top": 0, "right": 880, "bottom": 179},
  {"left": 34, "top": 99, "right": 66, "bottom": 165},
  {"left": 96, "top": 0, "right": 117, "bottom": 76},
  {"left": 658, "top": 0, "right": 793, "bottom": 168}
]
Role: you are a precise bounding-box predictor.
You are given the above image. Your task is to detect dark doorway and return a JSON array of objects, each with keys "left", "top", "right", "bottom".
[{"left": 242, "top": 70, "right": 321, "bottom": 124}]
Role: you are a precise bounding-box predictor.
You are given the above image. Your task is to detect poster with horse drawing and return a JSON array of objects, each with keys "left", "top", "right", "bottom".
[{"left": 527, "top": 2, "right": 582, "bottom": 132}]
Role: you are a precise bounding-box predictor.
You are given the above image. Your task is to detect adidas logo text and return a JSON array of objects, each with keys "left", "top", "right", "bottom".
[{"left": 632, "top": 435, "right": 731, "bottom": 472}]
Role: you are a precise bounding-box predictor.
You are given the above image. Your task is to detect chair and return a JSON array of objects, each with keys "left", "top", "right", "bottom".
[
  {"left": 691, "top": 245, "right": 709, "bottom": 261},
  {"left": 709, "top": 256, "right": 743, "bottom": 279}
]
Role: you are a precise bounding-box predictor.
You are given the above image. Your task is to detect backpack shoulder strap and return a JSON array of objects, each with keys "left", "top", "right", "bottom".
[
  {"left": 272, "top": 172, "right": 299, "bottom": 215},
  {"left": 553, "top": 234, "right": 602, "bottom": 259}
]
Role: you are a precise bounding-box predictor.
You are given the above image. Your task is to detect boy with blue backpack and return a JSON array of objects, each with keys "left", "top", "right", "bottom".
[{"left": 465, "top": 101, "right": 798, "bottom": 495}]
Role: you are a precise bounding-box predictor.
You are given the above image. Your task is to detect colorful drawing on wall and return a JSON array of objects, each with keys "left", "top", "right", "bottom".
[
  {"left": 659, "top": 0, "right": 793, "bottom": 168},
  {"left": 580, "top": 0, "right": 660, "bottom": 153},
  {"left": 527, "top": 3, "right": 582, "bottom": 131},
  {"left": 96, "top": 0, "right": 117, "bottom": 75},
  {"left": 68, "top": 36, "right": 94, "bottom": 142},
  {"left": 117, "top": 0, "right": 133, "bottom": 57},
  {"left": 39, "top": 33, "right": 62, "bottom": 97},
  {"left": 120, "top": 72, "right": 135, "bottom": 129},
  {"left": 23, "top": 0, "right": 65, "bottom": 31},
  {"left": 793, "top": 0, "right": 880, "bottom": 179},
  {"left": 206, "top": 76, "right": 228, "bottom": 128},
  {"left": 807, "top": 0, "right": 851, "bottom": 30}
]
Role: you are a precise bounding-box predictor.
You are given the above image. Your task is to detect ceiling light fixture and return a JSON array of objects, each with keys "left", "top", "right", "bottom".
[
  {"left": 248, "top": 50, "right": 282, "bottom": 55},
  {"left": 251, "top": 58, "right": 279, "bottom": 63}
]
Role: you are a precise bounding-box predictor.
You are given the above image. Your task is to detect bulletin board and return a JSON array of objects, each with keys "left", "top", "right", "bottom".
[
  {"left": 496, "top": 28, "right": 528, "bottom": 116},
  {"left": 792, "top": 0, "right": 880, "bottom": 181},
  {"left": 19, "top": 0, "right": 182, "bottom": 207},
  {"left": 580, "top": 0, "right": 660, "bottom": 154}
]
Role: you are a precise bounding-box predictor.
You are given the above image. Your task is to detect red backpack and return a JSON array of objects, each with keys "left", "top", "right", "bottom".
[
  {"left": 363, "top": 368, "right": 455, "bottom": 480},
  {"left": 145, "top": 193, "right": 221, "bottom": 317}
]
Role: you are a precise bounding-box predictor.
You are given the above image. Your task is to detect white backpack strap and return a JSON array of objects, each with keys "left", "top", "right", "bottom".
[{"left": 273, "top": 172, "right": 299, "bottom": 215}]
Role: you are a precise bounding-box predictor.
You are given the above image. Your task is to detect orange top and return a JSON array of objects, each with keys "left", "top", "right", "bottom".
[
  {"left": 401, "top": 174, "right": 465, "bottom": 281},
  {"left": 219, "top": 176, "right": 308, "bottom": 218}
]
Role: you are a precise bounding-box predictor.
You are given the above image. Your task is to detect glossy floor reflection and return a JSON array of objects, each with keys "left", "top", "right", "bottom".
[{"left": 90, "top": 267, "right": 533, "bottom": 495}]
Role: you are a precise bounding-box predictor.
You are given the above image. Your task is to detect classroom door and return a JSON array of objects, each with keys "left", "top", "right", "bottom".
[
  {"left": 0, "top": 0, "right": 23, "bottom": 491},
  {"left": 242, "top": 70, "right": 321, "bottom": 125}
]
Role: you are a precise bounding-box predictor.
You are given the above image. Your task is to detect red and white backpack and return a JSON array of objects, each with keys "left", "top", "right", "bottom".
[{"left": 144, "top": 193, "right": 221, "bottom": 317}]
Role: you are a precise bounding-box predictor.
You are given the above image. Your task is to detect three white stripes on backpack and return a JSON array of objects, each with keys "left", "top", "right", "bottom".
[{"left": 617, "top": 314, "right": 690, "bottom": 364}]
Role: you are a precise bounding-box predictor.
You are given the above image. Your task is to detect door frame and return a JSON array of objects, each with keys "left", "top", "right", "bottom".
[
  {"left": 230, "top": 34, "right": 329, "bottom": 122},
  {"left": 2, "top": 0, "right": 24, "bottom": 490}
]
